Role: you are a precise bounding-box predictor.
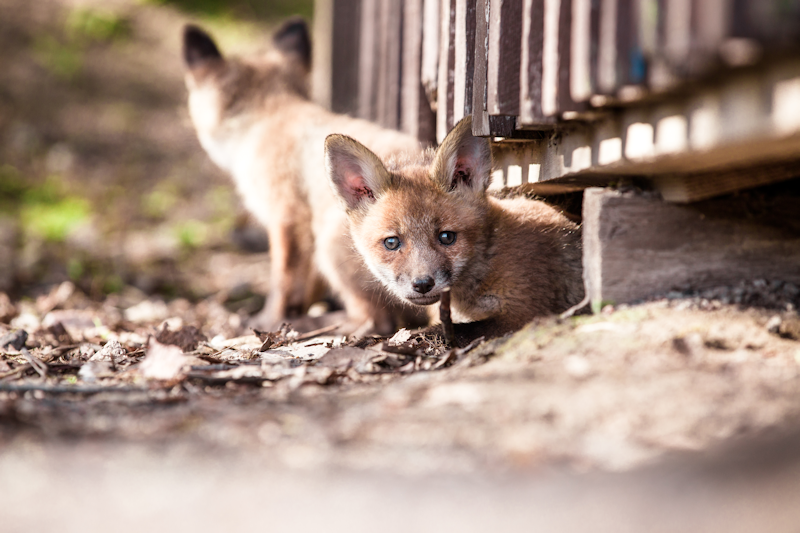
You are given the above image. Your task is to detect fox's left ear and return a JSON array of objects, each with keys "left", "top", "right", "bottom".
[
  {"left": 183, "top": 25, "right": 223, "bottom": 69},
  {"left": 432, "top": 116, "right": 493, "bottom": 194},
  {"left": 326, "top": 135, "right": 391, "bottom": 211},
  {"left": 273, "top": 17, "right": 312, "bottom": 71}
]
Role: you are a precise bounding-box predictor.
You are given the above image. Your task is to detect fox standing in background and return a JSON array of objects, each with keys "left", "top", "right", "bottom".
[
  {"left": 326, "top": 116, "right": 584, "bottom": 338},
  {"left": 182, "top": 19, "right": 426, "bottom": 333}
]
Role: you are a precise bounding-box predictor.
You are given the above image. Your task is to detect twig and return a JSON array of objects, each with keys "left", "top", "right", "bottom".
[
  {"left": 21, "top": 349, "right": 47, "bottom": 379},
  {"left": 440, "top": 288, "right": 458, "bottom": 347},
  {"left": 0, "top": 364, "right": 31, "bottom": 381},
  {"left": 294, "top": 323, "right": 342, "bottom": 342},
  {"left": 0, "top": 383, "right": 148, "bottom": 394},
  {"left": 560, "top": 293, "right": 590, "bottom": 319}
]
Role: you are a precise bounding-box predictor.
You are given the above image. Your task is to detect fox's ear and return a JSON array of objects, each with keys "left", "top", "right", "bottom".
[
  {"left": 326, "top": 135, "right": 391, "bottom": 211},
  {"left": 432, "top": 116, "right": 492, "bottom": 194},
  {"left": 273, "top": 17, "right": 312, "bottom": 70},
  {"left": 183, "top": 25, "right": 223, "bottom": 69}
]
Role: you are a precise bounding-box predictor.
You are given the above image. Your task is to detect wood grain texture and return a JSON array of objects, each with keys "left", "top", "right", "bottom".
[
  {"left": 375, "top": 0, "right": 402, "bottom": 129},
  {"left": 437, "top": 0, "right": 457, "bottom": 142},
  {"left": 583, "top": 187, "right": 800, "bottom": 307},
  {"left": 312, "top": 0, "right": 361, "bottom": 115},
  {"left": 402, "top": 0, "right": 437, "bottom": 144},
  {"left": 471, "top": 0, "right": 491, "bottom": 136},
  {"left": 487, "top": 0, "right": 522, "bottom": 115}
]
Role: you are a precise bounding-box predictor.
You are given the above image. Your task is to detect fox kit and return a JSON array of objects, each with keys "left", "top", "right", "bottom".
[
  {"left": 326, "top": 116, "right": 584, "bottom": 336},
  {"left": 183, "top": 19, "right": 426, "bottom": 332}
]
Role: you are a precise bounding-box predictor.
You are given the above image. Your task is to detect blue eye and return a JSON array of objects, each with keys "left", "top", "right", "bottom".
[
  {"left": 438, "top": 231, "right": 456, "bottom": 245},
  {"left": 384, "top": 236, "right": 401, "bottom": 250}
]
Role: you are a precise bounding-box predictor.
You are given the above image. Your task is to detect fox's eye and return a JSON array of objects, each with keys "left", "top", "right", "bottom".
[
  {"left": 438, "top": 231, "right": 456, "bottom": 245},
  {"left": 384, "top": 236, "right": 401, "bottom": 250}
]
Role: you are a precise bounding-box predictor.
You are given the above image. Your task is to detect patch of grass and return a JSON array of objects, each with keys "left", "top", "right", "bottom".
[
  {"left": 66, "top": 8, "right": 131, "bottom": 44},
  {"left": 20, "top": 196, "right": 91, "bottom": 242},
  {"left": 142, "top": 183, "right": 180, "bottom": 220},
  {"left": 33, "top": 35, "right": 84, "bottom": 80},
  {"left": 33, "top": 7, "right": 130, "bottom": 81},
  {"left": 175, "top": 219, "right": 209, "bottom": 249},
  {"left": 138, "top": 0, "right": 313, "bottom": 21}
]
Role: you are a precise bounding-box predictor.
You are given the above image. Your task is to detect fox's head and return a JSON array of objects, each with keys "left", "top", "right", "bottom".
[
  {"left": 182, "top": 18, "right": 311, "bottom": 158},
  {"left": 325, "top": 116, "right": 493, "bottom": 306}
]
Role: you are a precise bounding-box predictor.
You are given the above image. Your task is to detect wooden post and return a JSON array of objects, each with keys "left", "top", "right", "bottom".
[{"left": 582, "top": 187, "right": 800, "bottom": 309}]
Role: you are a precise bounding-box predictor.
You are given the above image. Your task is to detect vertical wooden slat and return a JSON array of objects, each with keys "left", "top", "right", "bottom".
[
  {"left": 375, "top": 0, "right": 402, "bottom": 129},
  {"left": 358, "top": 0, "right": 379, "bottom": 121},
  {"left": 471, "top": 0, "right": 491, "bottom": 136},
  {"left": 596, "top": 0, "right": 618, "bottom": 94},
  {"left": 520, "top": 0, "right": 551, "bottom": 125},
  {"left": 312, "top": 0, "right": 361, "bottom": 116},
  {"left": 542, "top": 0, "right": 583, "bottom": 115},
  {"left": 402, "top": 0, "right": 437, "bottom": 144},
  {"left": 571, "top": 0, "right": 593, "bottom": 102},
  {"left": 437, "top": 0, "right": 456, "bottom": 142},
  {"left": 453, "top": 0, "right": 478, "bottom": 123},
  {"left": 420, "top": 0, "right": 441, "bottom": 114},
  {"left": 615, "top": 0, "right": 643, "bottom": 91},
  {"left": 487, "top": 0, "right": 522, "bottom": 116}
]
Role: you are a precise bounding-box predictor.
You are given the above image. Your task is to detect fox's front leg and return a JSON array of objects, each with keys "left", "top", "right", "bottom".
[{"left": 250, "top": 221, "right": 313, "bottom": 330}]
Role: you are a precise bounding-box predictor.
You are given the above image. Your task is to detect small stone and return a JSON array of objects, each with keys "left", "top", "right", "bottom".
[{"left": 0, "top": 329, "right": 27, "bottom": 351}]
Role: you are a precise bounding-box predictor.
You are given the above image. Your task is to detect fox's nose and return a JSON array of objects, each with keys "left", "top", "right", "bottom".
[{"left": 412, "top": 276, "right": 435, "bottom": 294}]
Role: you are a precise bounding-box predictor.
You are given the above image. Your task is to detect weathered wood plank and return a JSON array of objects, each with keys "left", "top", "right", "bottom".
[
  {"left": 542, "top": 0, "right": 584, "bottom": 115},
  {"left": 437, "top": 0, "right": 456, "bottom": 142},
  {"left": 582, "top": 187, "right": 800, "bottom": 308},
  {"left": 312, "top": 0, "right": 361, "bottom": 116},
  {"left": 375, "top": 0, "right": 402, "bottom": 129},
  {"left": 487, "top": 0, "right": 523, "bottom": 116},
  {"left": 471, "top": 0, "right": 491, "bottom": 136},
  {"left": 520, "top": 0, "right": 553, "bottom": 125},
  {"left": 358, "top": 0, "right": 379, "bottom": 120},
  {"left": 421, "top": 0, "right": 441, "bottom": 113},
  {"left": 453, "top": 0, "right": 478, "bottom": 123},
  {"left": 402, "top": 0, "right": 437, "bottom": 144}
]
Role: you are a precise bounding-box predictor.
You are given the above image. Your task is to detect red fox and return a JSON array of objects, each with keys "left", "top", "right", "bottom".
[
  {"left": 325, "top": 116, "right": 584, "bottom": 337},
  {"left": 182, "top": 19, "right": 427, "bottom": 333}
]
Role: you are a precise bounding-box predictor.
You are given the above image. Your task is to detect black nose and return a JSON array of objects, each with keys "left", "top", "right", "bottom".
[{"left": 412, "top": 276, "right": 435, "bottom": 294}]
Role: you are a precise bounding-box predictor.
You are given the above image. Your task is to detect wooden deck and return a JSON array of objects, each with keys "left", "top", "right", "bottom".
[{"left": 312, "top": 0, "right": 800, "bottom": 307}]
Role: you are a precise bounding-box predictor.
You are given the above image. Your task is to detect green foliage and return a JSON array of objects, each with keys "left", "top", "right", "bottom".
[
  {"left": 137, "top": 0, "right": 313, "bottom": 20},
  {"left": 2, "top": 174, "right": 91, "bottom": 243},
  {"left": 33, "top": 35, "right": 84, "bottom": 80},
  {"left": 142, "top": 183, "right": 180, "bottom": 219},
  {"left": 67, "top": 257, "right": 85, "bottom": 281},
  {"left": 65, "top": 8, "right": 130, "bottom": 44},
  {"left": 175, "top": 219, "right": 209, "bottom": 249},
  {"left": 33, "top": 7, "right": 130, "bottom": 81},
  {"left": 20, "top": 195, "right": 91, "bottom": 242}
]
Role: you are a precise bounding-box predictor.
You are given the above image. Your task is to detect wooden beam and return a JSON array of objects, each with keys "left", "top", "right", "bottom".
[{"left": 582, "top": 187, "right": 800, "bottom": 309}]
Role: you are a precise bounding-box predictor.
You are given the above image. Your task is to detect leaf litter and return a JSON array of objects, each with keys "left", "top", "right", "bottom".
[{"left": 3, "top": 279, "right": 800, "bottom": 474}]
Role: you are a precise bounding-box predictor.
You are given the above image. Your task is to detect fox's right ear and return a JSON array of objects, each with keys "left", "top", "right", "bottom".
[
  {"left": 183, "top": 24, "right": 223, "bottom": 69},
  {"left": 273, "top": 17, "right": 312, "bottom": 70},
  {"left": 326, "top": 135, "right": 391, "bottom": 211}
]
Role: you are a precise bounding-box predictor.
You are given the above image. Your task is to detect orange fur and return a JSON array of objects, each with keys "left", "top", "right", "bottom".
[{"left": 327, "top": 117, "right": 584, "bottom": 335}]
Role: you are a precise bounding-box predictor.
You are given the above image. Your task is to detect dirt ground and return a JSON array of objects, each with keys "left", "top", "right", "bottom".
[{"left": 3, "top": 0, "right": 800, "bottom": 530}]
